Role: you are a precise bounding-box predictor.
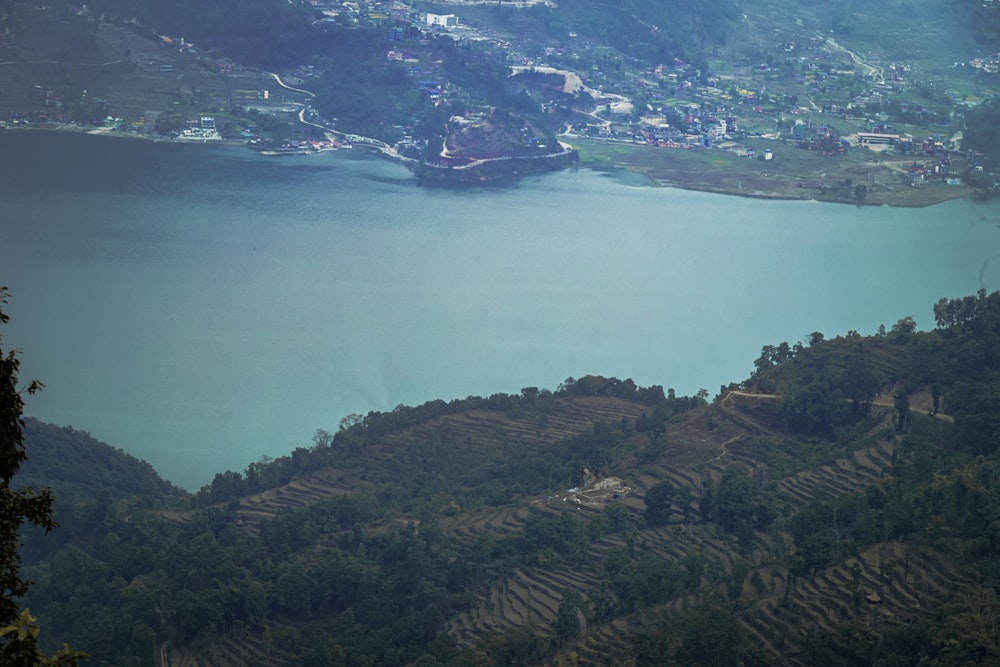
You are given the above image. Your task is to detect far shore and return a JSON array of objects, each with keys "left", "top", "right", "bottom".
[
  {"left": 5, "top": 122, "right": 986, "bottom": 207},
  {"left": 566, "top": 136, "right": 982, "bottom": 208}
]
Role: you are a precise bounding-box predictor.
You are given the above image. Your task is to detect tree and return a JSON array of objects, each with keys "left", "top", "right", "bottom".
[
  {"left": 932, "top": 585, "right": 1000, "bottom": 666},
  {"left": 893, "top": 389, "right": 911, "bottom": 433},
  {"left": 0, "top": 287, "right": 85, "bottom": 666},
  {"left": 644, "top": 482, "right": 675, "bottom": 527},
  {"left": 676, "top": 595, "right": 753, "bottom": 667},
  {"left": 552, "top": 590, "right": 583, "bottom": 644},
  {"left": 1, "top": 611, "right": 86, "bottom": 667},
  {"left": 715, "top": 467, "right": 754, "bottom": 533},
  {"left": 890, "top": 316, "right": 917, "bottom": 343}
]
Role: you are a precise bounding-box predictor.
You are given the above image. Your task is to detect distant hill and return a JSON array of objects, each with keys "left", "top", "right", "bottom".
[
  {"left": 16, "top": 418, "right": 185, "bottom": 506},
  {"left": 3, "top": 0, "right": 997, "bottom": 183}
]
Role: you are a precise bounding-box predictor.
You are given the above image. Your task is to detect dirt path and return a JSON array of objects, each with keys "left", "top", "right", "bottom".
[
  {"left": 822, "top": 34, "right": 883, "bottom": 84},
  {"left": 870, "top": 399, "right": 954, "bottom": 422},
  {"left": 706, "top": 434, "right": 746, "bottom": 464},
  {"left": 718, "top": 390, "right": 780, "bottom": 437},
  {"left": 263, "top": 71, "right": 315, "bottom": 98},
  {"left": 720, "top": 390, "right": 955, "bottom": 425}
]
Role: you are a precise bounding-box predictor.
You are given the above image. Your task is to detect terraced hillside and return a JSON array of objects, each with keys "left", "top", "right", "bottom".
[
  {"left": 429, "top": 384, "right": 963, "bottom": 665},
  {"left": 142, "top": 357, "right": 976, "bottom": 667},
  {"left": 230, "top": 395, "right": 653, "bottom": 530},
  {"left": 168, "top": 373, "right": 963, "bottom": 666},
  {"left": 22, "top": 292, "right": 1000, "bottom": 667},
  {"left": 542, "top": 417, "right": 959, "bottom": 664}
]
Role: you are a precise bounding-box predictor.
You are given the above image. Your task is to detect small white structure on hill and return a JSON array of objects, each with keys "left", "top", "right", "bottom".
[{"left": 426, "top": 12, "right": 458, "bottom": 27}]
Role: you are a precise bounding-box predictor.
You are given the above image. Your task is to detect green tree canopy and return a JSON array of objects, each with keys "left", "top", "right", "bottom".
[
  {"left": 643, "top": 481, "right": 675, "bottom": 527},
  {"left": 0, "top": 287, "right": 84, "bottom": 666}
]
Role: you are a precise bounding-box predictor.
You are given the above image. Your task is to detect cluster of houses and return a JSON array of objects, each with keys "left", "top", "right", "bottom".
[
  {"left": 312, "top": 0, "right": 408, "bottom": 27},
  {"left": 525, "top": 18, "right": 993, "bottom": 166},
  {"left": 175, "top": 116, "right": 221, "bottom": 141},
  {"left": 969, "top": 53, "right": 1000, "bottom": 74},
  {"left": 539, "top": 474, "right": 632, "bottom": 510},
  {"left": 904, "top": 158, "right": 961, "bottom": 185},
  {"left": 797, "top": 125, "right": 848, "bottom": 156}
]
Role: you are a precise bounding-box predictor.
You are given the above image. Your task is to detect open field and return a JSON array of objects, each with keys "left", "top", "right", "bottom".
[{"left": 569, "top": 136, "right": 976, "bottom": 207}]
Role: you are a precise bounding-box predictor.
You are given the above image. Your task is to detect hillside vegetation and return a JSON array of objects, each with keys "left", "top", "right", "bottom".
[
  {"left": 14, "top": 290, "right": 1000, "bottom": 666},
  {"left": 17, "top": 419, "right": 183, "bottom": 505}
]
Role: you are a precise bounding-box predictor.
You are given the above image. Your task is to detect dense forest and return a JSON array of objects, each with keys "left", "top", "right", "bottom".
[{"left": 2, "top": 288, "right": 999, "bottom": 666}]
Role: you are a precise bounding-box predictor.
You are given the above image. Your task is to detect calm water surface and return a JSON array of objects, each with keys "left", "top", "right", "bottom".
[{"left": 2, "top": 130, "right": 998, "bottom": 489}]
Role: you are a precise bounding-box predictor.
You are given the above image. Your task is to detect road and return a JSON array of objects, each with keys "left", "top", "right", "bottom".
[
  {"left": 822, "top": 34, "right": 884, "bottom": 84},
  {"left": 263, "top": 71, "right": 315, "bottom": 97},
  {"left": 720, "top": 390, "right": 954, "bottom": 422}
]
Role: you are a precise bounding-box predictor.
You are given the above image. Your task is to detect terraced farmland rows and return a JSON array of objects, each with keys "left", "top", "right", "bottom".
[
  {"left": 636, "top": 524, "right": 735, "bottom": 572},
  {"left": 235, "top": 474, "right": 355, "bottom": 531},
  {"left": 738, "top": 605, "right": 788, "bottom": 660},
  {"left": 185, "top": 386, "right": 953, "bottom": 666},
  {"left": 549, "top": 409, "right": 928, "bottom": 665},
  {"left": 439, "top": 505, "right": 531, "bottom": 550},
  {"left": 564, "top": 593, "right": 714, "bottom": 664},
  {"left": 448, "top": 560, "right": 604, "bottom": 646},
  {"left": 380, "top": 397, "right": 651, "bottom": 459},
  {"left": 201, "top": 634, "right": 294, "bottom": 667},
  {"left": 571, "top": 617, "right": 631, "bottom": 665},
  {"left": 771, "top": 439, "right": 896, "bottom": 507},
  {"left": 226, "top": 397, "right": 652, "bottom": 531},
  {"left": 167, "top": 635, "right": 294, "bottom": 667},
  {"left": 740, "top": 542, "right": 963, "bottom": 667}
]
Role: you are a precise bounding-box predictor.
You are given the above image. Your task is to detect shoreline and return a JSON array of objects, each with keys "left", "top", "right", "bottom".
[
  {"left": 5, "top": 123, "right": 983, "bottom": 207},
  {"left": 640, "top": 171, "right": 974, "bottom": 208},
  {"left": 566, "top": 136, "right": 980, "bottom": 208}
]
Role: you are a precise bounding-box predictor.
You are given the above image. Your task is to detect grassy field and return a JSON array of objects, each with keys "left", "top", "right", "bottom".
[{"left": 568, "top": 136, "right": 975, "bottom": 207}]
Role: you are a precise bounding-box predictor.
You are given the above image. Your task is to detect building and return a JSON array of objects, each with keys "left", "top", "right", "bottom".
[
  {"left": 857, "top": 132, "right": 899, "bottom": 146},
  {"left": 426, "top": 12, "right": 458, "bottom": 27}
]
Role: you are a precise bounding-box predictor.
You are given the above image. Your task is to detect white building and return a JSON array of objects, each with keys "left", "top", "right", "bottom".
[{"left": 426, "top": 12, "right": 458, "bottom": 27}]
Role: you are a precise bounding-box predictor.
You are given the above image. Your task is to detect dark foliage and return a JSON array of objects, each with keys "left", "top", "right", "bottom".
[
  {"left": 86, "top": 0, "right": 321, "bottom": 67},
  {"left": 962, "top": 100, "right": 1000, "bottom": 169},
  {"left": 0, "top": 288, "right": 85, "bottom": 665},
  {"left": 17, "top": 420, "right": 182, "bottom": 506}
]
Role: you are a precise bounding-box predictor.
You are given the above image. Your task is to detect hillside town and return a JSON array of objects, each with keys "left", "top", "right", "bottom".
[{"left": 0, "top": 0, "right": 996, "bottom": 195}]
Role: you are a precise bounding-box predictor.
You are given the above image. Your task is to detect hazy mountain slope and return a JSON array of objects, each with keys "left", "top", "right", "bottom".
[{"left": 17, "top": 418, "right": 184, "bottom": 504}]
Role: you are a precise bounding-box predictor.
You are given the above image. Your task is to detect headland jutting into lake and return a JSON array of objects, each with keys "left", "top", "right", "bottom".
[{"left": 5, "top": 121, "right": 978, "bottom": 207}]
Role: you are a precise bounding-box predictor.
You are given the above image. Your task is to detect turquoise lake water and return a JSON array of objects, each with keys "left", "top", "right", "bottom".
[{"left": 2, "top": 130, "right": 999, "bottom": 489}]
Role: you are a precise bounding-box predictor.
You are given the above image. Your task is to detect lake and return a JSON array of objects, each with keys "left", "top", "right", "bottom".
[{"left": 2, "top": 129, "right": 998, "bottom": 490}]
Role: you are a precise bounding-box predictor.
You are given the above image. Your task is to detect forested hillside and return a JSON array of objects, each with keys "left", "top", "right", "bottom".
[
  {"left": 12, "top": 290, "right": 1000, "bottom": 666},
  {"left": 16, "top": 419, "right": 183, "bottom": 506}
]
